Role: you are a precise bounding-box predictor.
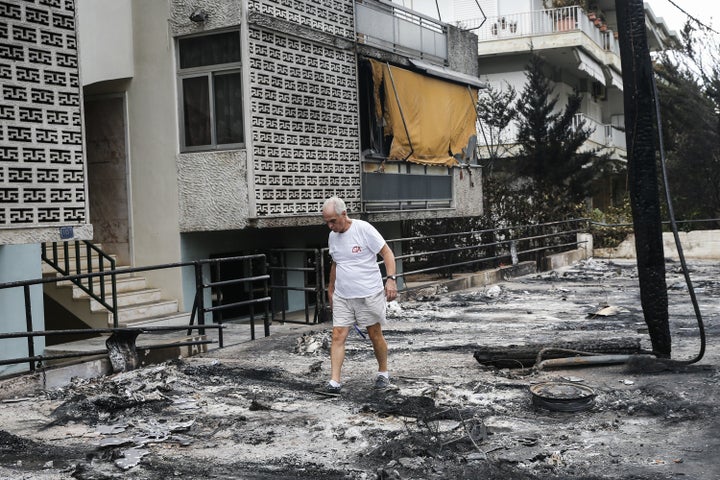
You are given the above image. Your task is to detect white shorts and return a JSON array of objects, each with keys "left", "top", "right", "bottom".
[{"left": 332, "top": 290, "right": 387, "bottom": 328}]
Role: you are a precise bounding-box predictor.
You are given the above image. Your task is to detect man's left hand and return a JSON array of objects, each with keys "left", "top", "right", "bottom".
[{"left": 385, "top": 279, "right": 397, "bottom": 301}]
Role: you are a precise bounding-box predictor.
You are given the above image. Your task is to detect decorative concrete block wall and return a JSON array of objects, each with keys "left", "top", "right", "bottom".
[
  {"left": 248, "top": 0, "right": 361, "bottom": 217},
  {"left": 0, "top": 0, "right": 89, "bottom": 241}
]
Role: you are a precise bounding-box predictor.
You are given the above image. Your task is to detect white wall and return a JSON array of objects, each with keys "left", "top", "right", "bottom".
[
  {"left": 498, "top": 0, "right": 532, "bottom": 15},
  {"left": 124, "top": 0, "right": 183, "bottom": 300},
  {"left": 452, "top": 0, "right": 496, "bottom": 21},
  {"left": 77, "top": 0, "right": 134, "bottom": 86},
  {"left": 596, "top": 231, "right": 720, "bottom": 260}
]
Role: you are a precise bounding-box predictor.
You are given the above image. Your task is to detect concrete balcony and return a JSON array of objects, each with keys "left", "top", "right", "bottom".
[
  {"left": 461, "top": 7, "right": 620, "bottom": 71},
  {"left": 572, "top": 113, "right": 626, "bottom": 155}
]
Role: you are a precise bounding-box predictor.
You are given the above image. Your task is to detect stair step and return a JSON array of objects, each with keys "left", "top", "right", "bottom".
[
  {"left": 119, "top": 311, "right": 194, "bottom": 328},
  {"left": 71, "top": 276, "right": 148, "bottom": 299},
  {"left": 89, "top": 288, "right": 163, "bottom": 312},
  {"left": 54, "top": 271, "right": 135, "bottom": 289},
  {"left": 110, "top": 300, "right": 179, "bottom": 324}
]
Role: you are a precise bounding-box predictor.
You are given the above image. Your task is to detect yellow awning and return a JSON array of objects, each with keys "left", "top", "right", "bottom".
[{"left": 370, "top": 59, "right": 478, "bottom": 167}]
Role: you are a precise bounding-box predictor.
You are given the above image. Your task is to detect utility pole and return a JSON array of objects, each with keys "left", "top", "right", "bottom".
[{"left": 615, "top": 0, "right": 671, "bottom": 357}]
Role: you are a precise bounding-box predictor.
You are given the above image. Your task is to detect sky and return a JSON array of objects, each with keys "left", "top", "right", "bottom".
[{"left": 644, "top": 0, "right": 720, "bottom": 33}]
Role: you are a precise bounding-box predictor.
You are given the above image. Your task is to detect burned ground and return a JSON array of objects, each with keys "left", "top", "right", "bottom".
[{"left": 1, "top": 258, "right": 719, "bottom": 479}]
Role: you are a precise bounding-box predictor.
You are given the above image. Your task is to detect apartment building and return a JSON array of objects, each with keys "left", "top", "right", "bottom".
[
  {"left": 446, "top": 0, "right": 679, "bottom": 208},
  {"left": 1, "top": 0, "right": 484, "bottom": 373}
]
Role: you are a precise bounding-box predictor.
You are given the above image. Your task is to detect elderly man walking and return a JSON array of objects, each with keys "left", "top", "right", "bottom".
[{"left": 319, "top": 196, "right": 398, "bottom": 395}]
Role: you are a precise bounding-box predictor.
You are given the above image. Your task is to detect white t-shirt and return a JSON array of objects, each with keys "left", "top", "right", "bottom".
[{"left": 328, "top": 219, "right": 385, "bottom": 298}]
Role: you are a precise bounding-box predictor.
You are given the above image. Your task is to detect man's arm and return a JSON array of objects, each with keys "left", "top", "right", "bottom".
[{"left": 379, "top": 243, "right": 397, "bottom": 301}]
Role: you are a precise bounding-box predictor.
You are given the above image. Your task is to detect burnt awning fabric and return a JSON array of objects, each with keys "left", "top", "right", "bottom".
[{"left": 370, "top": 59, "right": 478, "bottom": 167}]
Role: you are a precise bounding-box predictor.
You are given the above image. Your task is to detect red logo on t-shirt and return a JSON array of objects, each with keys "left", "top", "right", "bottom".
[{"left": 352, "top": 245, "right": 362, "bottom": 253}]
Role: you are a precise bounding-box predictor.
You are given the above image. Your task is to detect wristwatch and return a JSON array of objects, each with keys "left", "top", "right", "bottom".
[{"left": 388, "top": 275, "right": 397, "bottom": 281}]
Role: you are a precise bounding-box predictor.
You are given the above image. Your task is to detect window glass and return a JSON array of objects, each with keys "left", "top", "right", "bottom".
[
  {"left": 214, "top": 72, "right": 243, "bottom": 144},
  {"left": 177, "top": 30, "right": 243, "bottom": 150},
  {"left": 179, "top": 31, "right": 241, "bottom": 69},
  {"left": 182, "top": 76, "right": 211, "bottom": 147}
]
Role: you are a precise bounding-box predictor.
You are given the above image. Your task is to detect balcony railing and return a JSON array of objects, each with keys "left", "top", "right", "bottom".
[
  {"left": 572, "top": 113, "right": 626, "bottom": 150},
  {"left": 355, "top": 0, "right": 447, "bottom": 64},
  {"left": 461, "top": 7, "right": 619, "bottom": 56}
]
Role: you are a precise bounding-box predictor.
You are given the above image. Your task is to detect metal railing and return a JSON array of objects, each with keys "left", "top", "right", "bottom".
[
  {"left": 314, "top": 219, "right": 589, "bottom": 296},
  {"left": 195, "top": 254, "right": 271, "bottom": 344},
  {"left": 389, "top": 219, "right": 589, "bottom": 283},
  {"left": 0, "top": 254, "right": 270, "bottom": 372},
  {"left": 42, "top": 240, "right": 119, "bottom": 326},
  {"left": 1, "top": 219, "right": 611, "bottom": 372},
  {"left": 570, "top": 114, "right": 627, "bottom": 151},
  {"left": 462, "top": 7, "right": 619, "bottom": 55},
  {"left": 355, "top": 0, "right": 447, "bottom": 63},
  {"left": 268, "top": 248, "right": 325, "bottom": 325}
]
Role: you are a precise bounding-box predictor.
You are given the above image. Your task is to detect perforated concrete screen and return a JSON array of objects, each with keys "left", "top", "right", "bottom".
[
  {"left": 0, "top": 0, "right": 87, "bottom": 229},
  {"left": 248, "top": 0, "right": 355, "bottom": 41},
  {"left": 248, "top": 0, "right": 361, "bottom": 216}
]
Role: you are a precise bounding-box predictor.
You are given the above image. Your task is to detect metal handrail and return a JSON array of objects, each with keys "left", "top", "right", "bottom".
[
  {"left": 462, "top": 6, "right": 619, "bottom": 54},
  {"left": 268, "top": 248, "right": 324, "bottom": 325},
  {"left": 315, "top": 219, "right": 590, "bottom": 294},
  {"left": 0, "top": 325, "right": 222, "bottom": 367},
  {"left": 384, "top": 218, "right": 590, "bottom": 282},
  {"left": 355, "top": 0, "right": 448, "bottom": 63},
  {"left": 42, "top": 240, "right": 119, "bottom": 326},
  {"left": 1, "top": 254, "right": 271, "bottom": 372}
]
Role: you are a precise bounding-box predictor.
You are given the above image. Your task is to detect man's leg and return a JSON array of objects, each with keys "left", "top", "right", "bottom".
[
  {"left": 366, "top": 323, "right": 388, "bottom": 372},
  {"left": 330, "top": 326, "right": 351, "bottom": 383}
]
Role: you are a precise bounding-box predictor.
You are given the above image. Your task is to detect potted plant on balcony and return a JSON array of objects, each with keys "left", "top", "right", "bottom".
[
  {"left": 544, "top": 0, "right": 589, "bottom": 31},
  {"left": 544, "top": 0, "right": 589, "bottom": 9}
]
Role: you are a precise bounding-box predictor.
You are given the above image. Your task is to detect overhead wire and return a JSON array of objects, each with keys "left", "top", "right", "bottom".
[{"left": 664, "top": 0, "right": 720, "bottom": 34}]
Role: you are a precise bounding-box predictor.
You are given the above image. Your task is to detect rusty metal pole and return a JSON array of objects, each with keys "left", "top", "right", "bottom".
[{"left": 615, "top": 0, "right": 671, "bottom": 357}]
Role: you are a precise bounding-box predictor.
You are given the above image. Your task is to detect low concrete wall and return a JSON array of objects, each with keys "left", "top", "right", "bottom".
[
  {"left": 544, "top": 247, "right": 588, "bottom": 271},
  {"left": 399, "top": 261, "right": 537, "bottom": 301},
  {"left": 594, "top": 230, "right": 720, "bottom": 260},
  {"left": 399, "top": 240, "right": 594, "bottom": 301}
]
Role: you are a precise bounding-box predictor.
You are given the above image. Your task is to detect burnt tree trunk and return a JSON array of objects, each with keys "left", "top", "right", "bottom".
[{"left": 615, "top": 0, "right": 671, "bottom": 357}]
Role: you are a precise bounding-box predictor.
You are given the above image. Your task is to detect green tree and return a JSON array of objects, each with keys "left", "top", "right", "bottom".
[
  {"left": 655, "top": 55, "right": 720, "bottom": 223},
  {"left": 514, "top": 53, "right": 611, "bottom": 204}
]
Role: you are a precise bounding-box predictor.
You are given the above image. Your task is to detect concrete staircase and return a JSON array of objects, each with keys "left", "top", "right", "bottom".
[{"left": 42, "top": 244, "right": 191, "bottom": 330}]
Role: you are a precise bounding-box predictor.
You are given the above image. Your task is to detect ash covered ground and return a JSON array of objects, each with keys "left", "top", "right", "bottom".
[{"left": 1, "top": 258, "right": 719, "bottom": 479}]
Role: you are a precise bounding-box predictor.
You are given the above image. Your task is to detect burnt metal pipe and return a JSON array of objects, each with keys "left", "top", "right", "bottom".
[{"left": 536, "top": 354, "right": 650, "bottom": 370}]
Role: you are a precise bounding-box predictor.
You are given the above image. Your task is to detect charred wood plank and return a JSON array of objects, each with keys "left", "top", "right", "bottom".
[{"left": 473, "top": 338, "right": 641, "bottom": 368}]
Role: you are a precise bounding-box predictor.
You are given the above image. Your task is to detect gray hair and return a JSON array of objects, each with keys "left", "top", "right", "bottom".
[{"left": 322, "top": 196, "right": 346, "bottom": 215}]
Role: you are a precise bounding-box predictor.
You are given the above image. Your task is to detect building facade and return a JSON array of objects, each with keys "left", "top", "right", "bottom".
[
  {"left": 78, "top": 0, "right": 484, "bottom": 308},
  {"left": 1, "top": 0, "right": 485, "bottom": 371},
  {"left": 1, "top": 0, "right": 93, "bottom": 375},
  {"left": 446, "top": 0, "right": 679, "bottom": 209}
]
